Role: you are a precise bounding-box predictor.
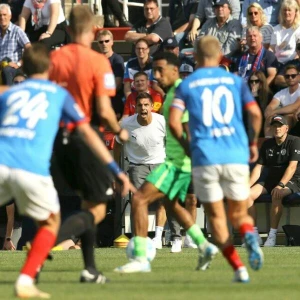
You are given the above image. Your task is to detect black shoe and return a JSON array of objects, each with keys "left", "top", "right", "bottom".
[
  {"left": 104, "top": 15, "right": 117, "bottom": 28},
  {"left": 80, "top": 270, "right": 109, "bottom": 284},
  {"left": 118, "top": 14, "right": 132, "bottom": 27}
]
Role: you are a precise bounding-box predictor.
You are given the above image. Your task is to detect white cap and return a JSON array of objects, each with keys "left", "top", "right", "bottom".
[{"left": 179, "top": 64, "right": 193, "bottom": 73}]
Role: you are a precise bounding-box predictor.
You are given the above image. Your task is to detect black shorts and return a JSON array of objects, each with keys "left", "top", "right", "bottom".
[
  {"left": 53, "top": 127, "right": 113, "bottom": 203},
  {"left": 259, "top": 178, "right": 300, "bottom": 194}
]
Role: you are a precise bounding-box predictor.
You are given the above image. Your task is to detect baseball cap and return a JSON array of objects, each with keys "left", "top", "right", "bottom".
[
  {"left": 179, "top": 64, "right": 193, "bottom": 73},
  {"left": 213, "top": 0, "right": 230, "bottom": 6},
  {"left": 270, "top": 115, "right": 288, "bottom": 126},
  {"left": 163, "top": 37, "right": 178, "bottom": 48}
]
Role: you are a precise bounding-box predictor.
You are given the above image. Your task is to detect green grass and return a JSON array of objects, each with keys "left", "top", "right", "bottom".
[{"left": 1, "top": 247, "right": 300, "bottom": 300}]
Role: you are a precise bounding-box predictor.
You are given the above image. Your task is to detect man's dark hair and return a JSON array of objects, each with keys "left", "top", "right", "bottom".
[
  {"left": 136, "top": 92, "right": 153, "bottom": 104},
  {"left": 134, "top": 71, "right": 148, "bottom": 80},
  {"left": 284, "top": 64, "right": 300, "bottom": 74},
  {"left": 153, "top": 51, "right": 181, "bottom": 69},
  {"left": 144, "top": 0, "right": 159, "bottom": 7},
  {"left": 22, "top": 43, "right": 49, "bottom": 76}
]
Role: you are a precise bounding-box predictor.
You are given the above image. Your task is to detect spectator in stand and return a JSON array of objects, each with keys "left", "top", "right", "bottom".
[
  {"left": 241, "top": 0, "right": 282, "bottom": 27},
  {"left": 275, "top": 41, "right": 300, "bottom": 89},
  {"left": 169, "top": 0, "right": 199, "bottom": 50},
  {"left": 241, "top": 3, "right": 274, "bottom": 49},
  {"left": 19, "top": 0, "right": 69, "bottom": 49},
  {"left": 125, "top": 0, "right": 173, "bottom": 56},
  {"left": 12, "top": 70, "right": 27, "bottom": 85},
  {"left": 0, "top": 4, "right": 31, "bottom": 85},
  {"left": 101, "top": 0, "right": 132, "bottom": 28},
  {"left": 198, "top": 0, "right": 242, "bottom": 58},
  {"left": 234, "top": 26, "right": 277, "bottom": 85},
  {"left": 248, "top": 71, "right": 273, "bottom": 137},
  {"left": 122, "top": 71, "right": 163, "bottom": 119},
  {"left": 1, "top": 0, "right": 25, "bottom": 23},
  {"left": 264, "top": 64, "right": 300, "bottom": 136},
  {"left": 248, "top": 115, "right": 300, "bottom": 247},
  {"left": 270, "top": 0, "right": 300, "bottom": 66},
  {"left": 179, "top": 63, "right": 194, "bottom": 79},
  {"left": 187, "top": 0, "right": 240, "bottom": 43},
  {"left": 162, "top": 37, "right": 195, "bottom": 69},
  {"left": 0, "top": 200, "right": 23, "bottom": 250},
  {"left": 97, "top": 30, "right": 124, "bottom": 119},
  {"left": 124, "top": 39, "right": 164, "bottom": 98}
]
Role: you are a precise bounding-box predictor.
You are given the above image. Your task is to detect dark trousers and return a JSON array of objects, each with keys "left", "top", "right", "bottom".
[
  {"left": 102, "top": 0, "right": 123, "bottom": 19},
  {"left": 1, "top": 66, "right": 19, "bottom": 86},
  {"left": 27, "top": 21, "right": 70, "bottom": 50}
]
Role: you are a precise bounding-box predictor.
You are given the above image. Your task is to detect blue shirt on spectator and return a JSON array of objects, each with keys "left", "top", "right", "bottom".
[{"left": 0, "top": 22, "right": 30, "bottom": 63}]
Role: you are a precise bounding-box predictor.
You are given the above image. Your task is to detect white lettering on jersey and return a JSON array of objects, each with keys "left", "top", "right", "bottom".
[
  {"left": 190, "top": 77, "right": 234, "bottom": 88},
  {"left": 2, "top": 90, "right": 49, "bottom": 130},
  {"left": 201, "top": 85, "right": 235, "bottom": 138}
]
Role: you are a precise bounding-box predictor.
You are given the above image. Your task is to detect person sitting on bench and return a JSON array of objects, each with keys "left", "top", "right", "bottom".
[{"left": 248, "top": 115, "right": 300, "bottom": 247}]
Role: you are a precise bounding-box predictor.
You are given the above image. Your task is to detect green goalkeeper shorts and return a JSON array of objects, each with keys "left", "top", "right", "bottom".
[{"left": 146, "top": 162, "right": 191, "bottom": 202}]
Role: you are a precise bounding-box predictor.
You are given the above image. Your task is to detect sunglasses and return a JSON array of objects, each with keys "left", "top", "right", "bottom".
[
  {"left": 284, "top": 74, "right": 298, "bottom": 79},
  {"left": 248, "top": 11, "right": 258, "bottom": 16},
  {"left": 249, "top": 79, "right": 260, "bottom": 84},
  {"left": 13, "top": 80, "right": 24, "bottom": 84},
  {"left": 99, "top": 40, "right": 110, "bottom": 44}
]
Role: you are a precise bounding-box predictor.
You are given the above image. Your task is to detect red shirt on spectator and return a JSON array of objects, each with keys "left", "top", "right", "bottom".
[{"left": 123, "top": 88, "right": 163, "bottom": 116}]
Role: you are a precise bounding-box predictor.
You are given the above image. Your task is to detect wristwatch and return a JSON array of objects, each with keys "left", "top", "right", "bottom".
[
  {"left": 278, "top": 182, "right": 285, "bottom": 188},
  {"left": 16, "top": 62, "right": 21, "bottom": 67},
  {"left": 5, "top": 237, "right": 11, "bottom": 242}
]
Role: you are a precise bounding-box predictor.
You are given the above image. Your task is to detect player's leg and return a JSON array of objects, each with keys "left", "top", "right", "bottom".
[
  {"left": 223, "top": 164, "right": 264, "bottom": 274},
  {"left": 246, "top": 183, "right": 267, "bottom": 246},
  {"left": 114, "top": 181, "right": 165, "bottom": 273},
  {"left": 12, "top": 169, "right": 60, "bottom": 298},
  {"left": 183, "top": 191, "right": 198, "bottom": 248}
]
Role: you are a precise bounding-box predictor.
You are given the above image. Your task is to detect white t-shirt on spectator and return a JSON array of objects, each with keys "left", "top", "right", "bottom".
[
  {"left": 271, "top": 25, "right": 300, "bottom": 64},
  {"left": 273, "top": 84, "right": 300, "bottom": 107},
  {"left": 118, "top": 113, "right": 166, "bottom": 165},
  {"left": 24, "top": 0, "right": 65, "bottom": 26}
]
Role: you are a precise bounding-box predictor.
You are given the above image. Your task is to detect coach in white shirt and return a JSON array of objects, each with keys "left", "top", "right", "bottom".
[
  {"left": 115, "top": 92, "right": 166, "bottom": 188},
  {"left": 265, "top": 64, "right": 300, "bottom": 136}
]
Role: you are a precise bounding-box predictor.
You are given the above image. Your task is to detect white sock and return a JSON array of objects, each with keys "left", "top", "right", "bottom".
[
  {"left": 269, "top": 228, "right": 277, "bottom": 236},
  {"left": 155, "top": 226, "right": 163, "bottom": 239},
  {"left": 16, "top": 274, "right": 34, "bottom": 286}
]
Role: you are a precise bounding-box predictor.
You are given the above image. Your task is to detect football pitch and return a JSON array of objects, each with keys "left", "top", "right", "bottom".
[{"left": 1, "top": 247, "right": 300, "bottom": 300}]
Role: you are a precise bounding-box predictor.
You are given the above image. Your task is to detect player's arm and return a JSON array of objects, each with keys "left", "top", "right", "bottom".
[
  {"left": 249, "top": 163, "right": 263, "bottom": 187},
  {"left": 3, "top": 203, "right": 16, "bottom": 250},
  {"left": 77, "top": 123, "right": 135, "bottom": 196},
  {"left": 95, "top": 95, "right": 128, "bottom": 143},
  {"left": 169, "top": 106, "right": 190, "bottom": 157}
]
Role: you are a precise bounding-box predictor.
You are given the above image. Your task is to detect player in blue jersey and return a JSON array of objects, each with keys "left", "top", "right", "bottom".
[
  {"left": 0, "top": 43, "right": 134, "bottom": 299},
  {"left": 169, "top": 36, "right": 264, "bottom": 283}
]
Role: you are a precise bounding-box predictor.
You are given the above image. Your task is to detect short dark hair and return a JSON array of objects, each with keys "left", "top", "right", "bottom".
[
  {"left": 22, "top": 43, "right": 49, "bottom": 76},
  {"left": 153, "top": 51, "right": 181, "bottom": 69},
  {"left": 284, "top": 64, "right": 299, "bottom": 74},
  {"left": 136, "top": 92, "right": 153, "bottom": 104},
  {"left": 135, "top": 38, "right": 149, "bottom": 47},
  {"left": 144, "top": 0, "right": 159, "bottom": 7},
  {"left": 133, "top": 71, "right": 148, "bottom": 80}
]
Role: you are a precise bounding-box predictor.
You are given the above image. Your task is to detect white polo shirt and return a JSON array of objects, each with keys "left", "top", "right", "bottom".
[{"left": 118, "top": 113, "right": 166, "bottom": 164}]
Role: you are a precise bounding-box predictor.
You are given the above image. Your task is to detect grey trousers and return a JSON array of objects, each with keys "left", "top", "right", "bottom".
[{"left": 128, "top": 162, "right": 181, "bottom": 239}]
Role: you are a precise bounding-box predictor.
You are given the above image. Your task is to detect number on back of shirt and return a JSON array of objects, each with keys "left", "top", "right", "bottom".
[
  {"left": 3, "top": 91, "right": 49, "bottom": 129},
  {"left": 201, "top": 86, "right": 235, "bottom": 137}
]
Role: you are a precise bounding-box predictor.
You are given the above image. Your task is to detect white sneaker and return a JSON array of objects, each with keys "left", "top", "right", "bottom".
[
  {"left": 264, "top": 234, "right": 276, "bottom": 247},
  {"left": 241, "top": 232, "right": 263, "bottom": 247},
  {"left": 183, "top": 235, "right": 197, "bottom": 249},
  {"left": 152, "top": 237, "right": 162, "bottom": 249},
  {"left": 171, "top": 238, "right": 182, "bottom": 253},
  {"left": 114, "top": 258, "right": 151, "bottom": 273},
  {"left": 233, "top": 266, "right": 250, "bottom": 283},
  {"left": 197, "top": 242, "right": 219, "bottom": 270},
  {"left": 15, "top": 283, "right": 50, "bottom": 299}
]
